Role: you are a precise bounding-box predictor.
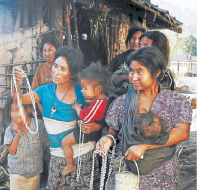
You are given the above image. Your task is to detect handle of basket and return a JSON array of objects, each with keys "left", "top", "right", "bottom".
[{"left": 118, "top": 157, "right": 140, "bottom": 187}]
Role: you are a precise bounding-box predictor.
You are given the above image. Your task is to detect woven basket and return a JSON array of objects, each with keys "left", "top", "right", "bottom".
[{"left": 115, "top": 157, "right": 139, "bottom": 190}]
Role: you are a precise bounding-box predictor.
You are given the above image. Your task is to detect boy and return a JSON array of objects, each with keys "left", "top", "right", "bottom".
[{"left": 4, "top": 103, "right": 49, "bottom": 190}]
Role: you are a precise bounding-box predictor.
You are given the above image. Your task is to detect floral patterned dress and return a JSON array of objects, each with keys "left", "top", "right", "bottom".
[{"left": 105, "top": 87, "right": 192, "bottom": 190}]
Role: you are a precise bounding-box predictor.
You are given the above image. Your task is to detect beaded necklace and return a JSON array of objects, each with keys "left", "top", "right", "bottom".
[
  {"left": 89, "top": 134, "right": 116, "bottom": 190},
  {"left": 50, "top": 84, "right": 71, "bottom": 118},
  {"left": 12, "top": 68, "right": 38, "bottom": 135}
]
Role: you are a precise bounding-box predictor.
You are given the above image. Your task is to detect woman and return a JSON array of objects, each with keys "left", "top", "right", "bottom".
[
  {"left": 13, "top": 46, "right": 100, "bottom": 189},
  {"left": 105, "top": 25, "right": 146, "bottom": 73},
  {"left": 96, "top": 46, "right": 192, "bottom": 189},
  {"left": 31, "top": 33, "right": 60, "bottom": 185},
  {"left": 107, "top": 26, "right": 146, "bottom": 97},
  {"left": 140, "top": 30, "right": 175, "bottom": 90},
  {"left": 32, "top": 33, "right": 60, "bottom": 90}
]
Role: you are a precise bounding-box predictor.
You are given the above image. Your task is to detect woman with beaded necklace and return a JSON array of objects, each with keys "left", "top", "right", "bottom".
[{"left": 13, "top": 46, "right": 100, "bottom": 189}]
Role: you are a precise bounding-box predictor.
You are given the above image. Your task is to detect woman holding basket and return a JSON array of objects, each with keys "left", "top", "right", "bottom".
[{"left": 96, "top": 46, "right": 192, "bottom": 189}]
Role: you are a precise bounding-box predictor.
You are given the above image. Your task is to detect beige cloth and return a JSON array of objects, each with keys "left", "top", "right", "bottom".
[
  {"left": 10, "top": 174, "right": 40, "bottom": 190},
  {"left": 32, "top": 62, "right": 52, "bottom": 90}
]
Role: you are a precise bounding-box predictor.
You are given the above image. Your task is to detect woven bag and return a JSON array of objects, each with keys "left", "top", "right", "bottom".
[{"left": 115, "top": 157, "right": 139, "bottom": 190}]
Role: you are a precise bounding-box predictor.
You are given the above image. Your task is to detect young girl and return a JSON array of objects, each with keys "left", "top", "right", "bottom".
[{"left": 61, "top": 63, "right": 112, "bottom": 176}]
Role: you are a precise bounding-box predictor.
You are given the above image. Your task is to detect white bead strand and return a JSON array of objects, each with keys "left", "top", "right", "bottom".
[{"left": 12, "top": 68, "right": 38, "bottom": 135}]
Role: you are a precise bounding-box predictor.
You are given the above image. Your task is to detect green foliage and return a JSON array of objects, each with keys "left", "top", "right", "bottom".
[
  {"left": 165, "top": 32, "right": 197, "bottom": 56},
  {"left": 182, "top": 35, "right": 197, "bottom": 56}
]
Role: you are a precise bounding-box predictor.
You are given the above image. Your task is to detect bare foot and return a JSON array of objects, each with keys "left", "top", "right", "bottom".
[{"left": 61, "top": 165, "right": 76, "bottom": 176}]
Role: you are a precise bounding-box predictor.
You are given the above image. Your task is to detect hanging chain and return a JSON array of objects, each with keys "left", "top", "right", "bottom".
[
  {"left": 76, "top": 120, "right": 85, "bottom": 180},
  {"left": 90, "top": 150, "right": 107, "bottom": 190},
  {"left": 90, "top": 135, "right": 116, "bottom": 190},
  {"left": 12, "top": 68, "right": 38, "bottom": 135}
]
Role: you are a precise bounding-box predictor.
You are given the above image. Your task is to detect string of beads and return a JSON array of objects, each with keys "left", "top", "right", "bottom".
[{"left": 12, "top": 68, "right": 38, "bottom": 135}]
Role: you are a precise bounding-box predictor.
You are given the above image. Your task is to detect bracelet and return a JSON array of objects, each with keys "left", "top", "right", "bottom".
[{"left": 106, "top": 134, "right": 116, "bottom": 146}]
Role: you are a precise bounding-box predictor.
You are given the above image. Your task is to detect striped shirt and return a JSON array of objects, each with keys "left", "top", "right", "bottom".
[{"left": 4, "top": 119, "right": 49, "bottom": 178}]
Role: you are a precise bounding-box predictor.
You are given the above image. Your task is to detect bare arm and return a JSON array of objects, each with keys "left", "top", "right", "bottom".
[
  {"left": 8, "top": 126, "right": 20, "bottom": 155},
  {"left": 72, "top": 102, "right": 82, "bottom": 117},
  {"left": 96, "top": 128, "right": 119, "bottom": 157},
  {"left": 124, "top": 123, "right": 190, "bottom": 161},
  {"left": 13, "top": 68, "right": 41, "bottom": 105},
  {"left": 43, "top": 141, "right": 50, "bottom": 148}
]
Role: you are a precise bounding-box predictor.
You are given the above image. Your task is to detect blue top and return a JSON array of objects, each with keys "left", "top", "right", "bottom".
[
  {"left": 34, "top": 83, "right": 84, "bottom": 122},
  {"left": 34, "top": 83, "right": 84, "bottom": 151}
]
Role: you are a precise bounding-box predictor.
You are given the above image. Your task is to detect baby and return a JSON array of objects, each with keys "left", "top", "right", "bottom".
[
  {"left": 61, "top": 63, "right": 112, "bottom": 176},
  {"left": 135, "top": 110, "right": 167, "bottom": 141}
]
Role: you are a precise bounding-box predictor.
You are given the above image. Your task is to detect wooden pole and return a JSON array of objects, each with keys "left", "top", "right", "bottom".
[
  {"left": 35, "top": 0, "right": 43, "bottom": 25},
  {"left": 22, "top": 0, "right": 29, "bottom": 28},
  {"left": 15, "top": 0, "right": 22, "bottom": 31},
  {"left": 49, "top": 0, "right": 63, "bottom": 45},
  {"left": 64, "top": 3, "right": 72, "bottom": 46},
  {"left": 72, "top": 0, "right": 79, "bottom": 49},
  {"left": 30, "top": 0, "right": 36, "bottom": 27}
]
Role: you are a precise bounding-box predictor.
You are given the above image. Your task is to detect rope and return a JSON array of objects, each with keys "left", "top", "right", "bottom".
[{"left": 12, "top": 68, "right": 38, "bottom": 135}]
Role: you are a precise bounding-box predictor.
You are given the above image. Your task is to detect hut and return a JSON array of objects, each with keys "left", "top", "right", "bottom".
[
  {"left": 170, "top": 54, "right": 197, "bottom": 76},
  {"left": 0, "top": 0, "right": 183, "bottom": 144}
]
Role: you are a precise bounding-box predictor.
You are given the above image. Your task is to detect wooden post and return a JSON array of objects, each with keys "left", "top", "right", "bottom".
[
  {"left": 109, "top": 13, "right": 114, "bottom": 61},
  {"left": 72, "top": 0, "right": 79, "bottom": 49},
  {"left": 22, "top": 0, "right": 29, "bottom": 28},
  {"left": 49, "top": 0, "right": 63, "bottom": 45},
  {"left": 64, "top": 3, "right": 72, "bottom": 46},
  {"left": 15, "top": 0, "right": 22, "bottom": 31},
  {"left": 30, "top": 0, "right": 36, "bottom": 27},
  {"left": 35, "top": 0, "right": 43, "bottom": 25}
]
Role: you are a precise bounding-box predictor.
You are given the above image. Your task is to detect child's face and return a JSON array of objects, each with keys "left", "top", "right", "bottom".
[
  {"left": 11, "top": 104, "right": 30, "bottom": 124},
  {"left": 81, "top": 79, "right": 102, "bottom": 100}
]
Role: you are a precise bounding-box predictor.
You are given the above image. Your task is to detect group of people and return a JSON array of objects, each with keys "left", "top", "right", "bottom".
[{"left": 3, "top": 26, "right": 192, "bottom": 190}]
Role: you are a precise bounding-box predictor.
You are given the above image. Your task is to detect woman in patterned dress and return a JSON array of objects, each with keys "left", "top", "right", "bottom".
[
  {"left": 13, "top": 46, "right": 100, "bottom": 190},
  {"left": 96, "top": 46, "right": 192, "bottom": 190}
]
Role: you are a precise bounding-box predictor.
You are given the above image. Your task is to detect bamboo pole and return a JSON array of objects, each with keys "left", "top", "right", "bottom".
[
  {"left": 35, "top": 0, "right": 43, "bottom": 25},
  {"left": 22, "top": 0, "right": 29, "bottom": 28},
  {"left": 15, "top": 0, "right": 22, "bottom": 31},
  {"left": 72, "top": 0, "right": 79, "bottom": 49},
  {"left": 64, "top": 3, "right": 72, "bottom": 46}
]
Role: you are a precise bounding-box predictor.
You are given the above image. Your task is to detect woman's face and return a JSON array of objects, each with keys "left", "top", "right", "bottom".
[
  {"left": 139, "top": 37, "right": 153, "bottom": 48},
  {"left": 51, "top": 56, "right": 71, "bottom": 84},
  {"left": 130, "top": 31, "right": 144, "bottom": 51},
  {"left": 129, "top": 61, "right": 157, "bottom": 91},
  {"left": 43, "top": 43, "right": 56, "bottom": 64}
]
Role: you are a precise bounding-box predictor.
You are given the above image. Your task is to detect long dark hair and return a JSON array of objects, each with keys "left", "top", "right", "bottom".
[
  {"left": 125, "top": 26, "right": 146, "bottom": 48},
  {"left": 54, "top": 46, "right": 84, "bottom": 78},
  {"left": 40, "top": 33, "right": 60, "bottom": 53},
  {"left": 127, "top": 46, "right": 166, "bottom": 81},
  {"left": 140, "top": 31, "right": 175, "bottom": 90}
]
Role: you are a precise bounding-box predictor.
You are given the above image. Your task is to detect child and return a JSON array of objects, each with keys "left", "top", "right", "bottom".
[
  {"left": 61, "top": 63, "right": 112, "bottom": 176},
  {"left": 4, "top": 103, "right": 49, "bottom": 190},
  {"left": 134, "top": 109, "right": 169, "bottom": 142}
]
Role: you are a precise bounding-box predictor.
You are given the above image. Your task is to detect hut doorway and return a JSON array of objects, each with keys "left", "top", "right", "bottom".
[{"left": 76, "top": 7, "right": 108, "bottom": 67}]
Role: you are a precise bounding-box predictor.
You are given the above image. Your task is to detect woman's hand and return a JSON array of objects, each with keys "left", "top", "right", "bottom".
[
  {"left": 96, "top": 136, "right": 113, "bottom": 158},
  {"left": 80, "top": 122, "right": 101, "bottom": 134},
  {"left": 124, "top": 144, "right": 148, "bottom": 161},
  {"left": 14, "top": 67, "right": 25, "bottom": 81}
]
